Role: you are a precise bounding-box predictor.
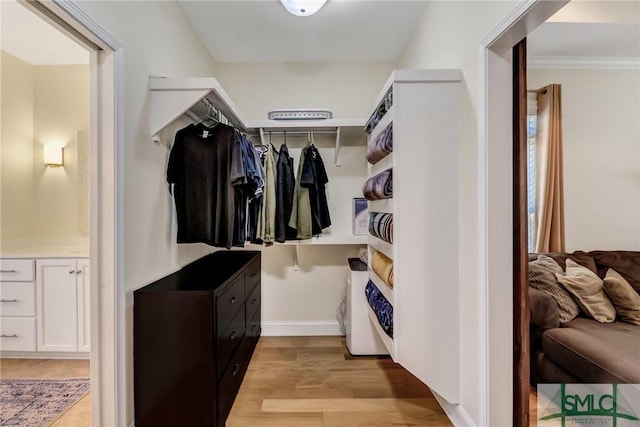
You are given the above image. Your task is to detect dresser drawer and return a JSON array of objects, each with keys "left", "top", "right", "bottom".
[
  {"left": 245, "top": 283, "right": 260, "bottom": 325},
  {"left": 246, "top": 308, "right": 261, "bottom": 347},
  {"left": 216, "top": 276, "right": 244, "bottom": 330},
  {"left": 218, "top": 342, "right": 250, "bottom": 423},
  {"left": 217, "top": 304, "right": 245, "bottom": 378},
  {"left": 244, "top": 259, "right": 260, "bottom": 295},
  {"left": 0, "top": 317, "right": 36, "bottom": 351},
  {"left": 0, "top": 260, "right": 35, "bottom": 282},
  {"left": 0, "top": 283, "right": 36, "bottom": 317}
]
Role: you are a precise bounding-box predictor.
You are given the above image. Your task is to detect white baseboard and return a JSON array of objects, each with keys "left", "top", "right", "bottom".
[
  {"left": 261, "top": 320, "right": 344, "bottom": 336},
  {"left": 431, "top": 390, "right": 476, "bottom": 427}
]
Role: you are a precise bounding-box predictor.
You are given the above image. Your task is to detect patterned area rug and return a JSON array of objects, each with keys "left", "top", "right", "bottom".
[{"left": 0, "top": 378, "right": 90, "bottom": 427}]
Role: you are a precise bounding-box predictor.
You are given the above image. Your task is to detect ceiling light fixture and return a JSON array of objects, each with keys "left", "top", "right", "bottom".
[{"left": 279, "top": 0, "right": 327, "bottom": 17}]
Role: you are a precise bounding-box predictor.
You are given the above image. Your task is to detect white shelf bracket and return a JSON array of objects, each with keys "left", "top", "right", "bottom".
[
  {"left": 334, "top": 127, "right": 342, "bottom": 167},
  {"left": 259, "top": 128, "right": 266, "bottom": 146},
  {"left": 293, "top": 245, "right": 300, "bottom": 271}
]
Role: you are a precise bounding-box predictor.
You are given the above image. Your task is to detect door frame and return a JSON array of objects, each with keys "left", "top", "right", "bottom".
[
  {"left": 478, "top": 1, "right": 569, "bottom": 425},
  {"left": 20, "top": 1, "right": 124, "bottom": 425}
]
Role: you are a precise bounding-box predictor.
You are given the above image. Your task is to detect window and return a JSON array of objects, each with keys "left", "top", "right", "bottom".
[
  {"left": 527, "top": 115, "right": 537, "bottom": 253},
  {"left": 527, "top": 93, "right": 538, "bottom": 253}
]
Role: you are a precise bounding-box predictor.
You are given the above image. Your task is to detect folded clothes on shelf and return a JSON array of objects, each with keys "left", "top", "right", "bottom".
[
  {"left": 365, "top": 280, "right": 393, "bottom": 338},
  {"left": 369, "top": 212, "right": 393, "bottom": 244},
  {"left": 371, "top": 250, "right": 393, "bottom": 288},
  {"left": 367, "top": 122, "right": 393, "bottom": 165},
  {"left": 362, "top": 169, "right": 392, "bottom": 200}
]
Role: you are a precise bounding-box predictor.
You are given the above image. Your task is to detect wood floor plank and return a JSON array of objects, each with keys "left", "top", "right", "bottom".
[{"left": 228, "top": 336, "right": 454, "bottom": 426}]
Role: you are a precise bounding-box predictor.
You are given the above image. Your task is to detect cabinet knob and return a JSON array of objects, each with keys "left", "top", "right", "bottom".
[
  {"left": 76, "top": 270, "right": 82, "bottom": 275},
  {"left": 251, "top": 324, "right": 257, "bottom": 332},
  {"left": 0, "top": 299, "right": 18, "bottom": 303},
  {"left": 69, "top": 270, "right": 76, "bottom": 274},
  {"left": 0, "top": 334, "right": 18, "bottom": 338},
  {"left": 251, "top": 298, "right": 257, "bottom": 305},
  {"left": 230, "top": 296, "right": 237, "bottom": 305},
  {"left": 230, "top": 330, "right": 238, "bottom": 341}
]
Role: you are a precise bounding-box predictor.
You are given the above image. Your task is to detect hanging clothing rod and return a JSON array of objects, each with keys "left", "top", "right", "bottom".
[{"left": 261, "top": 130, "right": 337, "bottom": 136}]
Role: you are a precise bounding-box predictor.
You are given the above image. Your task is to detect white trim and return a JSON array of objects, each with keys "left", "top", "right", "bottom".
[
  {"left": 432, "top": 390, "right": 476, "bottom": 427},
  {"left": 528, "top": 56, "right": 640, "bottom": 70},
  {"left": 261, "top": 321, "right": 343, "bottom": 337},
  {"left": 23, "top": 2, "right": 124, "bottom": 427},
  {"left": 478, "top": 1, "right": 568, "bottom": 426}
]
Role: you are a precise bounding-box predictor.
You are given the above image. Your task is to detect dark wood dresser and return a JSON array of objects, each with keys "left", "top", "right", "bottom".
[{"left": 133, "top": 251, "right": 261, "bottom": 427}]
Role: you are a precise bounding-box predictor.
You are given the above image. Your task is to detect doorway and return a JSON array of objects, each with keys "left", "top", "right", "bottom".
[{"left": 1, "top": 0, "right": 121, "bottom": 424}]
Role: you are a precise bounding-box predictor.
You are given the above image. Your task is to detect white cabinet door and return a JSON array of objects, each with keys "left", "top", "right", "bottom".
[
  {"left": 76, "top": 259, "right": 90, "bottom": 352},
  {"left": 36, "top": 259, "right": 79, "bottom": 352}
]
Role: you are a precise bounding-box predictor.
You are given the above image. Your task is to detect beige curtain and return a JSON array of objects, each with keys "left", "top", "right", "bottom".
[{"left": 535, "top": 84, "right": 565, "bottom": 253}]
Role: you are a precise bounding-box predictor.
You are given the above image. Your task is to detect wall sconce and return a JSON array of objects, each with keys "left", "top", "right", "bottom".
[
  {"left": 44, "top": 146, "right": 64, "bottom": 167},
  {"left": 279, "top": 0, "right": 327, "bottom": 16}
]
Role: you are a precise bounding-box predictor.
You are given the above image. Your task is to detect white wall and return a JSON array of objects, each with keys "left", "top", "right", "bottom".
[
  {"left": 214, "top": 61, "right": 390, "bottom": 331},
  {"left": 0, "top": 52, "right": 89, "bottom": 246},
  {"left": 1, "top": 51, "right": 35, "bottom": 242},
  {"left": 215, "top": 62, "right": 394, "bottom": 119},
  {"left": 33, "top": 64, "right": 90, "bottom": 241},
  {"left": 528, "top": 68, "right": 640, "bottom": 251},
  {"left": 73, "top": 1, "right": 219, "bottom": 424},
  {"left": 396, "top": 1, "right": 517, "bottom": 425}
]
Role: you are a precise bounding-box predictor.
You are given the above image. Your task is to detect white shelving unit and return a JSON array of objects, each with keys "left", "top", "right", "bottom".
[{"left": 364, "top": 69, "right": 462, "bottom": 405}]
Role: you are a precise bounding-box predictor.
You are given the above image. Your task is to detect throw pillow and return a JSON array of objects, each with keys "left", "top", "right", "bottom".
[
  {"left": 529, "top": 255, "right": 580, "bottom": 323},
  {"left": 603, "top": 268, "right": 640, "bottom": 326},
  {"left": 556, "top": 259, "right": 616, "bottom": 323}
]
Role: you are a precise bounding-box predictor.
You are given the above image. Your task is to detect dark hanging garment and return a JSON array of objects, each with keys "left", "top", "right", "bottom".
[
  {"left": 300, "top": 145, "right": 331, "bottom": 235},
  {"left": 167, "top": 123, "right": 240, "bottom": 249},
  {"left": 275, "top": 144, "right": 297, "bottom": 242}
]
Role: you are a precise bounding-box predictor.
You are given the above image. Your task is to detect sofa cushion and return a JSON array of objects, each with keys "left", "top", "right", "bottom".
[
  {"left": 591, "top": 251, "right": 640, "bottom": 295},
  {"left": 556, "top": 259, "right": 616, "bottom": 323},
  {"left": 529, "top": 288, "right": 560, "bottom": 329},
  {"left": 529, "top": 255, "right": 580, "bottom": 323},
  {"left": 603, "top": 268, "right": 640, "bottom": 326},
  {"left": 543, "top": 317, "right": 640, "bottom": 383},
  {"left": 545, "top": 251, "right": 598, "bottom": 274}
]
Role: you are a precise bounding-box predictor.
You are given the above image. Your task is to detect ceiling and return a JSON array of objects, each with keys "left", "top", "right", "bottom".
[
  {"left": 0, "top": 0, "right": 89, "bottom": 65},
  {"left": 177, "top": 1, "right": 429, "bottom": 63},
  {"left": 1, "top": 0, "right": 638, "bottom": 66}
]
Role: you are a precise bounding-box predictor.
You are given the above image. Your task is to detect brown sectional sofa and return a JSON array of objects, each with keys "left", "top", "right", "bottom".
[{"left": 529, "top": 250, "right": 640, "bottom": 384}]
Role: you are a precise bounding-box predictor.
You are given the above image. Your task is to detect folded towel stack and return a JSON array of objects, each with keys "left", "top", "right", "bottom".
[
  {"left": 369, "top": 212, "right": 393, "bottom": 244},
  {"left": 362, "top": 169, "right": 392, "bottom": 200},
  {"left": 366, "top": 122, "right": 393, "bottom": 165},
  {"left": 365, "top": 280, "right": 393, "bottom": 338},
  {"left": 371, "top": 250, "right": 393, "bottom": 288}
]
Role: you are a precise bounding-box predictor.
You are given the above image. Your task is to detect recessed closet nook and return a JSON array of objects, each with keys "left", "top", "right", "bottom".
[{"left": 134, "top": 69, "right": 462, "bottom": 426}]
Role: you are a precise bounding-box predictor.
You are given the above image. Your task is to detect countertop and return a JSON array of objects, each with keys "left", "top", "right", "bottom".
[{"left": 0, "top": 247, "right": 89, "bottom": 259}]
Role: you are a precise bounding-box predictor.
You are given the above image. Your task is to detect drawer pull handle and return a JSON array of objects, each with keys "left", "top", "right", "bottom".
[
  {"left": 0, "top": 269, "right": 17, "bottom": 273},
  {"left": 69, "top": 270, "right": 76, "bottom": 274},
  {"left": 232, "top": 363, "right": 240, "bottom": 376},
  {"left": 76, "top": 270, "right": 82, "bottom": 275},
  {"left": 230, "top": 330, "right": 238, "bottom": 341},
  {"left": 251, "top": 298, "right": 257, "bottom": 305},
  {"left": 230, "top": 296, "right": 237, "bottom": 305},
  {"left": 0, "top": 299, "right": 18, "bottom": 303},
  {"left": 1, "top": 334, "right": 18, "bottom": 338},
  {"left": 251, "top": 324, "right": 257, "bottom": 332}
]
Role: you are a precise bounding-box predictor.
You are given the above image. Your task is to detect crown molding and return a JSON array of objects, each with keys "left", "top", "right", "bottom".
[{"left": 528, "top": 56, "right": 640, "bottom": 70}]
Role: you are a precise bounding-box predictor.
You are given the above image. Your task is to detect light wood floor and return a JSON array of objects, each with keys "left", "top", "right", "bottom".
[
  {"left": 1, "top": 337, "right": 455, "bottom": 426},
  {"left": 0, "top": 358, "right": 91, "bottom": 426},
  {"left": 227, "top": 336, "right": 452, "bottom": 427}
]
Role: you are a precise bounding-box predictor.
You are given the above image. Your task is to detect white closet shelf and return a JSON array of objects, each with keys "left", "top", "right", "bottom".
[
  {"left": 150, "top": 77, "right": 249, "bottom": 139},
  {"left": 367, "top": 306, "right": 395, "bottom": 359},
  {"left": 149, "top": 76, "right": 366, "bottom": 166}
]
